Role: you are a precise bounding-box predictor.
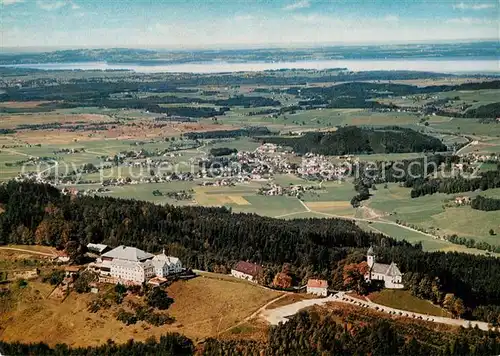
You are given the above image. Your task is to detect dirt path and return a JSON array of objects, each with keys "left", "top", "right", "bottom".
[
  {"left": 2, "top": 148, "right": 29, "bottom": 157},
  {"left": 0, "top": 246, "right": 56, "bottom": 257},
  {"left": 456, "top": 140, "right": 477, "bottom": 155},
  {"left": 260, "top": 292, "right": 490, "bottom": 331},
  {"left": 217, "top": 294, "right": 288, "bottom": 336}
]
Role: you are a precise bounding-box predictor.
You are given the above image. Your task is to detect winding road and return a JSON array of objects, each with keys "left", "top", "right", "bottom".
[{"left": 260, "top": 292, "right": 490, "bottom": 331}]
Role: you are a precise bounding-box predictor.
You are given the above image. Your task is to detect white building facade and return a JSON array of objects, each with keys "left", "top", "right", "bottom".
[
  {"left": 89, "top": 245, "right": 181, "bottom": 285},
  {"left": 306, "top": 279, "right": 328, "bottom": 296},
  {"left": 365, "top": 247, "right": 404, "bottom": 289},
  {"left": 152, "top": 250, "right": 183, "bottom": 277}
]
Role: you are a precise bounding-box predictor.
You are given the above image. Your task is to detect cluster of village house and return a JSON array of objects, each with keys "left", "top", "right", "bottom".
[
  {"left": 230, "top": 248, "right": 403, "bottom": 297},
  {"left": 298, "top": 153, "right": 351, "bottom": 181},
  {"left": 258, "top": 183, "right": 318, "bottom": 197},
  {"left": 14, "top": 142, "right": 364, "bottom": 193},
  {"left": 465, "top": 152, "right": 499, "bottom": 163}
]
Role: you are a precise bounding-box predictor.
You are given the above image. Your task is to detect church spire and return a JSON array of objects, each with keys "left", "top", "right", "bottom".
[{"left": 367, "top": 246, "right": 375, "bottom": 268}]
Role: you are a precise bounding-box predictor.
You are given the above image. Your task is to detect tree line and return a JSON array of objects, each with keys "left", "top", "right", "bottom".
[
  {"left": 410, "top": 170, "right": 500, "bottom": 198},
  {"left": 471, "top": 195, "right": 500, "bottom": 211}
]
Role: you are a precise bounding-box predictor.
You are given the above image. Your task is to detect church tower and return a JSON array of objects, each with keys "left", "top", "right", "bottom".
[{"left": 367, "top": 246, "right": 375, "bottom": 268}]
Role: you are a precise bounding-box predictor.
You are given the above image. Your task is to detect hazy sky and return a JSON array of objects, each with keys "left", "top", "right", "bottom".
[{"left": 1, "top": 0, "right": 499, "bottom": 48}]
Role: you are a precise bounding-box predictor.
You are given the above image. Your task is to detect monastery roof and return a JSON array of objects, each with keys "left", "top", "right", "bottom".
[
  {"left": 98, "top": 258, "right": 153, "bottom": 270},
  {"left": 152, "top": 253, "right": 180, "bottom": 267},
  {"left": 386, "top": 262, "right": 402, "bottom": 277},
  {"left": 307, "top": 279, "right": 328, "bottom": 289},
  {"left": 101, "top": 245, "right": 154, "bottom": 262}
]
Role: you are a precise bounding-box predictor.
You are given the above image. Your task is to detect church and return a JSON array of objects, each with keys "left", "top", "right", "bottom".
[{"left": 364, "top": 247, "right": 404, "bottom": 289}]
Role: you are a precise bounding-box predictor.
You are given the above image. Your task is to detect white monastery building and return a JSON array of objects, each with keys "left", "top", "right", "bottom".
[
  {"left": 364, "top": 247, "right": 404, "bottom": 289},
  {"left": 90, "top": 245, "right": 182, "bottom": 284},
  {"left": 306, "top": 279, "right": 328, "bottom": 296}
]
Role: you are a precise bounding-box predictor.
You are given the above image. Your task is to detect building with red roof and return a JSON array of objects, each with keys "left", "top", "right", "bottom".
[
  {"left": 231, "top": 261, "right": 263, "bottom": 282},
  {"left": 306, "top": 279, "right": 328, "bottom": 296}
]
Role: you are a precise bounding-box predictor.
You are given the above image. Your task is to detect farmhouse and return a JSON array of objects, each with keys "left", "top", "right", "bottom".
[
  {"left": 454, "top": 196, "right": 471, "bottom": 205},
  {"left": 231, "top": 261, "right": 263, "bottom": 282},
  {"left": 306, "top": 279, "right": 328, "bottom": 296},
  {"left": 89, "top": 245, "right": 183, "bottom": 285},
  {"left": 365, "top": 247, "right": 404, "bottom": 289}
]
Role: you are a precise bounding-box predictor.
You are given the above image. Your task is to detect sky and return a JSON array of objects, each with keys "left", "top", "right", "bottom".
[{"left": 1, "top": 0, "right": 499, "bottom": 49}]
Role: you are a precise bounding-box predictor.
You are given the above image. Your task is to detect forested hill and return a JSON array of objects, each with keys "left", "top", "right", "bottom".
[
  {"left": 261, "top": 126, "right": 447, "bottom": 155},
  {"left": 2, "top": 181, "right": 500, "bottom": 323},
  {"left": 0, "top": 181, "right": 404, "bottom": 276}
]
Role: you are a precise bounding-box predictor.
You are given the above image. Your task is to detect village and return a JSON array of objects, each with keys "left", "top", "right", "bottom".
[{"left": 12, "top": 142, "right": 359, "bottom": 196}]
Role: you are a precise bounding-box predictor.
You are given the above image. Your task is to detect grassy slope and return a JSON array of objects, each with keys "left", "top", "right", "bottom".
[
  {"left": 0, "top": 276, "right": 281, "bottom": 346},
  {"left": 369, "top": 289, "right": 451, "bottom": 317}
]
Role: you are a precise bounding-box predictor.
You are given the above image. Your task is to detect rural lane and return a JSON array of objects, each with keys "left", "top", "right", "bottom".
[
  {"left": 259, "top": 292, "right": 491, "bottom": 331},
  {"left": 0, "top": 246, "right": 56, "bottom": 257},
  {"left": 296, "top": 199, "right": 439, "bottom": 240}
]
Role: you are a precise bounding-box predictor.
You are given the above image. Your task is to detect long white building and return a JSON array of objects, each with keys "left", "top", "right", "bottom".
[{"left": 90, "top": 245, "right": 182, "bottom": 284}]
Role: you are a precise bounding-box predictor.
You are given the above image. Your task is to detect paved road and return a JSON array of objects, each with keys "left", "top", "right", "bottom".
[{"left": 260, "top": 292, "right": 490, "bottom": 331}]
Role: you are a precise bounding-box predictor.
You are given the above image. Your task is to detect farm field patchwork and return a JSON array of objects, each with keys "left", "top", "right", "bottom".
[{"left": 365, "top": 184, "right": 500, "bottom": 250}]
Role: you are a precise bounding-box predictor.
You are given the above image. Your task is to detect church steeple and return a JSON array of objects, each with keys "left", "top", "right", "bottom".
[{"left": 367, "top": 246, "right": 375, "bottom": 268}]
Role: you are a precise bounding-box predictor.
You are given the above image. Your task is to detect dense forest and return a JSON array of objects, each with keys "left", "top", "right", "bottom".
[
  {"left": 463, "top": 102, "right": 500, "bottom": 119},
  {"left": 209, "top": 147, "right": 237, "bottom": 156},
  {"left": 287, "top": 81, "right": 500, "bottom": 109},
  {"left": 471, "top": 195, "right": 500, "bottom": 211},
  {"left": 261, "top": 126, "right": 447, "bottom": 155},
  {"left": 0, "top": 181, "right": 405, "bottom": 281},
  {"left": 204, "top": 310, "right": 500, "bottom": 355},
  {"left": 184, "top": 127, "right": 274, "bottom": 139},
  {"left": 0, "top": 333, "right": 194, "bottom": 356},
  {"left": 410, "top": 170, "right": 500, "bottom": 198}
]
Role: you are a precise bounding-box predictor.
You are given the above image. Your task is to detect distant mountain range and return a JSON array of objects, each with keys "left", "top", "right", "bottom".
[{"left": 0, "top": 41, "right": 497, "bottom": 65}]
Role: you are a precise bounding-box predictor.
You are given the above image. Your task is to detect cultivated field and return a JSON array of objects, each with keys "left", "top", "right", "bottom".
[{"left": 365, "top": 184, "right": 500, "bottom": 249}]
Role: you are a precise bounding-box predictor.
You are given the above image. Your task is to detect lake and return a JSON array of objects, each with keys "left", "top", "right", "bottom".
[{"left": 2, "top": 58, "right": 499, "bottom": 74}]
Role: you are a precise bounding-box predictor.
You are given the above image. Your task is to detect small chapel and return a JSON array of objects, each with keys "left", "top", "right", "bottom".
[{"left": 364, "top": 247, "right": 404, "bottom": 289}]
